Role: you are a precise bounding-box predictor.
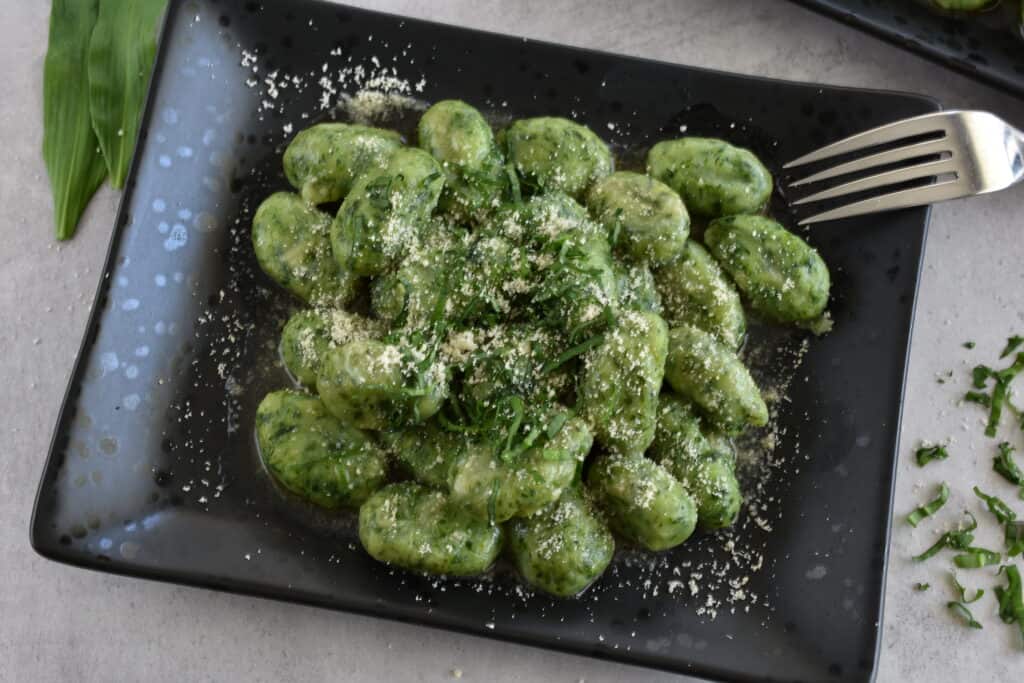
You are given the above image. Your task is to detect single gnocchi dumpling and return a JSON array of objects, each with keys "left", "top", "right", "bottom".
[
  {"left": 648, "top": 393, "right": 742, "bottom": 530},
  {"left": 504, "top": 117, "right": 613, "bottom": 199},
  {"left": 506, "top": 488, "right": 614, "bottom": 597},
  {"left": 255, "top": 390, "right": 387, "bottom": 508},
  {"left": 251, "top": 192, "right": 356, "bottom": 305},
  {"left": 578, "top": 310, "right": 669, "bottom": 455},
  {"left": 283, "top": 123, "right": 402, "bottom": 204},
  {"left": 279, "top": 309, "right": 331, "bottom": 387},
  {"left": 587, "top": 450, "right": 697, "bottom": 551},
  {"left": 704, "top": 215, "right": 830, "bottom": 324},
  {"left": 419, "top": 100, "right": 511, "bottom": 223},
  {"left": 654, "top": 240, "right": 746, "bottom": 349},
  {"left": 489, "top": 191, "right": 593, "bottom": 246},
  {"left": 316, "top": 338, "right": 448, "bottom": 430},
  {"left": 647, "top": 137, "right": 772, "bottom": 218},
  {"left": 359, "top": 482, "right": 503, "bottom": 577},
  {"left": 447, "top": 413, "right": 592, "bottom": 522},
  {"left": 331, "top": 147, "right": 445, "bottom": 277},
  {"left": 664, "top": 323, "right": 768, "bottom": 435},
  {"left": 280, "top": 307, "right": 383, "bottom": 388},
  {"left": 586, "top": 171, "right": 689, "bottom": 264}
]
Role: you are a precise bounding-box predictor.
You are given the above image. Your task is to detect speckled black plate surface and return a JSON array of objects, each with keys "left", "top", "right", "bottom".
[
  {"left": 30, "top": 1, "right": 937, "bottom": 681},
  {"left": 793, "top": 0, "right": 1024, "bottom": 98}
]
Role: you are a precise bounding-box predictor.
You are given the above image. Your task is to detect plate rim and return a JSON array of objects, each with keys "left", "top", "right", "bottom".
[{"left": 790, "top": 0, "right": 1024, "bottom": 99}]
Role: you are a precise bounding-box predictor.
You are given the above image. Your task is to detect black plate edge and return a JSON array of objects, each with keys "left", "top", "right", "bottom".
[
  {"left": 789, "top": 0, "right": 1024, "bottom": 99},
  {"left": 28, "top": 0, "right": 182, "bottom": 556},
  {"left": 28, "top": 1, "right": 942, "bottom": 680},
  {"left": 866, "top": 201, "right": 933, "bottom": 683}
]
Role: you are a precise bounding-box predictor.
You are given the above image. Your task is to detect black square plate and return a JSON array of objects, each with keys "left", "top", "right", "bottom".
[
  {"left": 31, "top": 1, "right": 937, "bottom": 681},
  {"left": 793, "top": 0, "right": 1024, "bottom": 99}
]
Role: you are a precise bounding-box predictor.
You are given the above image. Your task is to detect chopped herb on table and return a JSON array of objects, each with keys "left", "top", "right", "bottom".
[
  {"left": 910, "top": 335, "right": 1024, "bottom": 639},
  {"left": 947, "top": 601, "right": 984, "bottom": 629},
  {"left": 994, "top": 442, "right": 1024, "bottom": 487},
  {"left": 965, "top": 351, "right": 1024, "bottom": 438},
  {"left": 908, "top": 482, "right": 949, "bottom": 527},
  {"left": 995, "top": 565, "right": 1024, "bottom": 648},
  {"left": 951, "top": 573, "right": 984, "bottom": 604},
  {"left": 913, "top": 512, "right": 977, "bottom": 562},
  {"left": 1002, "top": 335, "right": 1024, "bottom": 359},
  {"left": 1006, "top": 522, "right": 1024, "bottom": 558},
  {"left": 952, "top": 547, "right": 1001, "bottom": 569},
  {"left": 915, "top": 444, "right": 949, "bottom": 467},
  {"left": 974, "top": 486, "right": 1017, "bottom": 525}
]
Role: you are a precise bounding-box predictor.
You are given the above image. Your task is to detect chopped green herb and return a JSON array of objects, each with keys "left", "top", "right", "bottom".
[
  {"left": 1005, "top": 521, "right": 1024, "bottom": 558},
  {"left": 952, "top": 547, "right": 1001, "bottom": 569},
  {"left": 964, "top": 341, "right": 977, "bottom": 350},
  {"left": 541, "top": 334, "right": 605, "bottom": 375},
  {"left": 915, "top": 582, "right": 931, "bottom": 591},
  {"left": 915, "top": 444, "right": 949, "bottom": 467},
  {"left": 947, "top": 601, "right": 984, "bottom": 629},
  {"left": 1002, "top": 335, "right": 1024, "bottom": 359},
  {"left": 913, "top": 512, "right": 977, "bottom": 561},
  {"left": 951, "top": 573, "right": 985, "bottom": 604},
  {"left": 995, "top": 565, "right": 1024, "bottom": 647},
  {"left": 545, "top": 411, "right": 569, "bottom": 440},
  {"left": 966, "top": 354, "right": 1024, "bottom": 438},
  {"left": 964, "top": 391, "right": 991, "bottom": 407},
  {"left": 972, "top": 365, "right": 993, "bottom": 389},
  {"left": 974, "top": 486, "right": 1017, "bottom": 525},
  {"left": 908, "top": 482, "right": 950, "bottom": 527},
  {"left": 994, "top": 442, "right": 1024, "bottom": 486}
]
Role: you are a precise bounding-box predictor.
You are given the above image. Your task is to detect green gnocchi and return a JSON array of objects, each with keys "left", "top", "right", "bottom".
[
  {"left": 504, "top": 117, "right": 613, "bottom": 199},
  {"left": 251, "top": 101, "right": 831, "bottom": 597},
  {"left": 506, "top": 488, "right": 615, "bottom": 597},
  {"left": 647, "top": 137, "right": 772, "bottom": 218},
  {"left": 284, "top": 123, "right": 402, "bottom": 204},
  {"left": 359, "top": 482, "right": 503, "bottom": 576},
  {"left": 704, "top": 215, "right": 830, "bottom": 323},
  {"left": 255, "top": 390, "right": 387, "bottom": 508},
  {"left": 664, "top": 323, "right": 768, "bottom": 435},
  {"left": 654, "top": 240, "right": 746, "bottom": 349},
  {"left": 586, "top": 171, "right": 689, "bottom": 264},
  {"left": 587, "top": 451, "right": 697, "bottom": 551},
  {"left": 252, "top": 192, "right": 356, "bottom": 306},
  {"left": 648, "top": 394, "right": 742, "bottom": 530}
]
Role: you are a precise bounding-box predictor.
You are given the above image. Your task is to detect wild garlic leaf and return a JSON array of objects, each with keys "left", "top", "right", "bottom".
[
  {"left": 88, "top": 0, "right": 167, "bottom": 188},
  {"left": 43, "top": 0, "right": 107, "bottom": 241}
]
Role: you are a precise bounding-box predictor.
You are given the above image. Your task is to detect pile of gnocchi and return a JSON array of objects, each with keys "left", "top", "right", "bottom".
[{"left": 251, "top": 100, "right": 830, "bottom": 597}]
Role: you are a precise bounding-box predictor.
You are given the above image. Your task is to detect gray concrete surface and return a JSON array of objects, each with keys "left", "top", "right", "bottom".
[{"left": 3, "top": 1, "right": 1024, "bottom": 681}]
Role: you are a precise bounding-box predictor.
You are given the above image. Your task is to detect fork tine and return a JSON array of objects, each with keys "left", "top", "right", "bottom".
[
  {"left": 797, "top": 179, "right": 968, "bottom": 225},
  {"left": 789, "top": 138, "right": 951, "bottom": 187},
  {"left": 791, "top": 158, "right": 957, "bottom": 206},
  {"left": 783, "top": 112, "right": 952, "bottom": 169}
]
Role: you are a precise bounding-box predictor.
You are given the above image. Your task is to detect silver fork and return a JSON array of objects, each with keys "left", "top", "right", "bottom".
[{"left": 784, "top": 110, "right": 1024, "bottom": 225}]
